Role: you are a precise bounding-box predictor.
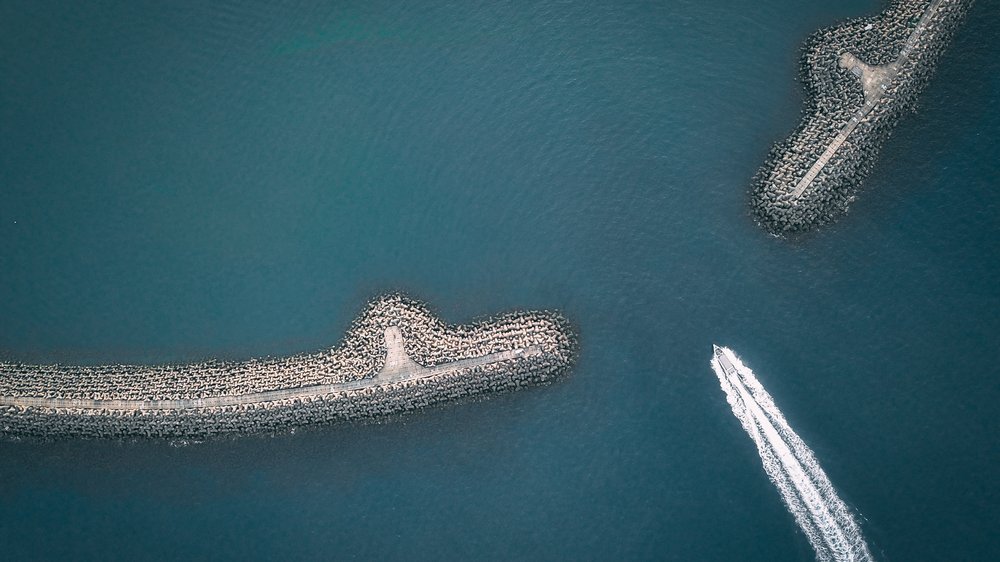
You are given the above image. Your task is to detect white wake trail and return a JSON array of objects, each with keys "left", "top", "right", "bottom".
[{"left": 711, "top": 346, "right": 873, "bottom": 562}]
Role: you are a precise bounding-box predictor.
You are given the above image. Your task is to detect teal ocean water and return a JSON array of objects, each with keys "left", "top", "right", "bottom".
[{"left": 1, "top": 1, "right": 997, "bottom": 559}]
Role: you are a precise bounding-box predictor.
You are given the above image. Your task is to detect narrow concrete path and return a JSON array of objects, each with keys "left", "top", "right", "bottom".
[{"left": 0, "top": 327, "right": 542, "bottom": 411}]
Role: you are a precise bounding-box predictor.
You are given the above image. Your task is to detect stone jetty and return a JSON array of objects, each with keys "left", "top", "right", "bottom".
[
  {"left": 0, "top": 294, "right": 577, "bottom": 440},
  {"left": 750, "top": 0, "right": 973, "bottom": 234}
]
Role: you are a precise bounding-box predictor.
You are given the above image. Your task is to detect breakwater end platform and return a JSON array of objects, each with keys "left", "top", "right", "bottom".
[
  {"left": 0, "top": 294, "right": 577, "bottom": 440},
  {"left": 750, "top": 0, "right": 973, "bottom": 234}
]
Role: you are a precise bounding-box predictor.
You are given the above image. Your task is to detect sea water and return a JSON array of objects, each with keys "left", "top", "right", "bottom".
[{"left": 1, "top": 0, "right": 997, "bottom": 559}]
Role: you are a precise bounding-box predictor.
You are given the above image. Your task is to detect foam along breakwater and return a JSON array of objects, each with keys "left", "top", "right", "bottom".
[
  {"left": 0, "top": 294, "right": 577, "bottom": 439},
  {"left": 711, "top": 346, "right": 873, "bottom": 562},
  {"left": 750, "top": 0, "right": 973, "bottom": 234}
]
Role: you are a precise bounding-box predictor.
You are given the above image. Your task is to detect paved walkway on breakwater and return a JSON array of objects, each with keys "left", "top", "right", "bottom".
[
  {"left": 0, "top": 327, "right": 542, "bottom": 411},
  {"left": 788, "top": 0, "right": 947, "bottom": 201}
]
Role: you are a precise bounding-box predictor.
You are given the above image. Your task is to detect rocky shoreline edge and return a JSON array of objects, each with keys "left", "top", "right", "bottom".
[
  {"left": 750, "top": 0, "right": 972, "bottom": 235},
  {"left": 0, "top": 294, "right": 577, "bottom": 440}
]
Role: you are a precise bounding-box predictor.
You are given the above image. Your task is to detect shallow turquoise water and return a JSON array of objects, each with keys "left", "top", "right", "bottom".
[{"left": 1, "top": 1, "right": 997, "bottom": 559}]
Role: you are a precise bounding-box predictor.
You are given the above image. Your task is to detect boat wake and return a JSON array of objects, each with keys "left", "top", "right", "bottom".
[{"left": 711, "top": 345, "right": 873, "bottom": 562}]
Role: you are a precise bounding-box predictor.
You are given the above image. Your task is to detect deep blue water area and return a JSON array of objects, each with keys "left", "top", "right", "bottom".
[{"left": 1, "top": 1, "right": 998, "bottom": 560}]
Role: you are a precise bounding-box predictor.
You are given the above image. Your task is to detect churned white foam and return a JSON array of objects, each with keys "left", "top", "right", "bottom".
[{"left": 711, "top": 346, "right": 873, "bottom": 562}]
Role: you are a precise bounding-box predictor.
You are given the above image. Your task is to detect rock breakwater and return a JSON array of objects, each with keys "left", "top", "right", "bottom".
[
  {"left": 0, "top": 294, "right": 577, "bottom": 440},
  {"left": 750, "top": 0, "right": 972, "bottom": 234}
]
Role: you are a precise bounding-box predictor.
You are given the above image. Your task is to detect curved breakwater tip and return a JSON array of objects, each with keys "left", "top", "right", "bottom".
[{"left": 710, "top": 344, "right": 874, "bottom": 562}]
